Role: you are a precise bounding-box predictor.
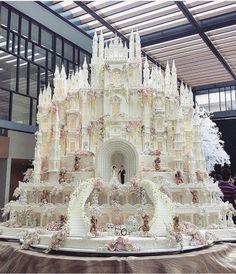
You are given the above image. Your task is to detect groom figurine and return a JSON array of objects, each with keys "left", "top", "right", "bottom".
[{"left": 118, "top": 165, "right": 126, "bottom": 184}]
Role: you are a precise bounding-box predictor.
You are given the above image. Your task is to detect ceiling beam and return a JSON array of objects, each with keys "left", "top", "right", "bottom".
[
  {"left": 74, "top": 1, "right": 166, "bottom": 71},
  {"left": 192, "top": 80, "right": 236, "bottom": 92},
  {"left": 141, "top": 11, "right": 236, "bottom": 47},
  {"left": 175, "top": 1, "right": 236, "bottom": 81}
]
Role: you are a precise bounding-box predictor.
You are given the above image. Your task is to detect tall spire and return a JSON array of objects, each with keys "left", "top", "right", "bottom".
[
  {"left": 135, "top": 29, "right": 141, "bottom": 60},
  {"left": 143, "top": 56, "right": 150, "bottom": 86},
  {"left": 92, "top": 31, "right": 98, "bottom": 60},
  {"left": 171, "top": 60, "right": 177, "bottom": 97},
  {"left": 99, "top": 30, "right": 104, "bottom": 59},
  {"left": 129, "top": 29, "right": 134, "bottom": 59},
  {"left": 165, "top": 61, "right": 171, "bottom": 97},
  {"left": 180, "top": 80, "right": 185, "bottom": 105}
]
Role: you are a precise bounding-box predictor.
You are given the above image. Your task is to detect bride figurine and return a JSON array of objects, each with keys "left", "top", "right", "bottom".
[{"left": 110, "top": 165, "right": 120, "bottom": 185}]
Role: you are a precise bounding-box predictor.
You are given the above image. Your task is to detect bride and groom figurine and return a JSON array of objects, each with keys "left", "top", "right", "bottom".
[{"left": 111, "top": 165, "right": 126, "bottom": 185}]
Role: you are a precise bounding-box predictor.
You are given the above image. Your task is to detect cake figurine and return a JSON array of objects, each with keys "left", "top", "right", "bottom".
[
  {"left": 191, "top": 190, "right": 199, "bottom": 204},
  {"left": 154, "top": 157, "right": 161, "bottom": 171},
  {"left": 139, "top": 214, "right": 150, "bottom": 235},
  {"left": 74, "top": 156, "right": 80, "bottom": 171},
  {"left": 58, "top": 169, "right": 66, "bottom": 184},
  {"left": 40, "top": 190, "right": 50, "bottom": 204},
  {"left": 195, "top": 171, "right": 204, "bottom": 183},
  {"left": 175, "top": 170, "right": 184, "bottom": 185},
  {"left": 173, "top": 216, "right": 181, "bottom": 233},
  {"left": 90, "top": 215, "right": 98, "bottom": 236}
]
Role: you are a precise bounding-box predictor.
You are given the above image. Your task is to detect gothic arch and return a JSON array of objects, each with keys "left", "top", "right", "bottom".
[{"left": 96, "top": 138, "right": 139, "bottom": 183}]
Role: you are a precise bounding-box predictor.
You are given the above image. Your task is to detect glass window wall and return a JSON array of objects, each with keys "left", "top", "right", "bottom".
[
  {"left": 12, "top": 93, "right": 30, "bottom": 124},
  {"left": 195, "top": 85, "right": 236, "bottom": 114},
  {"left": 0, "top": 89, "right": 10, "bottom": 120},
  {"left": 0, "top": 2, "right": 91, "bottom": 129}
]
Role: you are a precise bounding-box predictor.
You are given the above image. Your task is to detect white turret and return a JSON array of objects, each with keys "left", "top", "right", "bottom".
[
  {"left": 151, "top": 66, "right": 158, "bottom": 90},
  {"left": 164, "top": 61, "right": 171, "bottom": 97},
  {"left": 174, "top": 107, "right": 185, "bottom": 170},
  {"left": 98, "top": 30, "right": 104, "bottom": 59},
  {"left": 143, "top": 56, "right": 150, "bottom": 87},
  {"left": 135, "top": 30, "right": 141, "bottom": 61},
  {"left": 48, "top": 108, "right": 61, "bottom": 171},
  {"left": 92, "top": 31, "right": 98, "bottom": 62},
  {"left": 129, "top": 30, "right": 134, "bottom": 60},
  {"left": 171, "top": 60, "right": 177, "bottom": 97},
  {"left": 82, "top": 58, "right": 90, "bottom": 89},
  {"left": 158, "top": 68, "right": 165, "bottom": 93},
  {"left": 33, "top": 130, "right": 42, "bottom": 184},
  {"left": 180, "top": 81, "right": 185, "bottom": 105},
  {"left": 38, "top": 89, "right": 43, "bottom": 109}
]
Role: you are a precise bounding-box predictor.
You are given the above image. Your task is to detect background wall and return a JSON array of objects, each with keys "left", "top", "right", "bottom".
[
  {"left": 214, "top": 118, "right": 236, "bottom": 176},
  {"left": 1, "top": 130, "right": 35, "bottom": 210}
]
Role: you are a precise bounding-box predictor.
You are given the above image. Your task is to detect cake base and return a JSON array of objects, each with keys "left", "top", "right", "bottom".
[{"left": 1, "top": 225, "right": 236, "bottom": 256}]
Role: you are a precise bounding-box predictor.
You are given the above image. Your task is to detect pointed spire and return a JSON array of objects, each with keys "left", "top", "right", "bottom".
[
  {"left": 54, "top": 65, "right": 60, "bottom": 78},
  {"left": 92, "top": 31, "right": 98, "bottom": 60},
  {"left": 83, "top": 57, "right": 88, "bottom": 69},
  {"left": 143, "top": 56, "right": 150, "bottom": 86},
  {"left": 171, "top": 60, "right": 177, "bottom": 96},
  {"left": 99, "top": 30, "right": 104, "bottom": 59},
  {"left": 144, "top": 56, "right": 149, "bottom": 68},
  {"left": 135, "top": 29, "right": 141, "bottom": 60},
  {"left": 38, "top": 88, "right": 43, "bottom": 107},
  {"left": 61, "top": 64, "right": 66, "bottom": 78},
  {"left": 129, "top": 29, "right": 134, "bottom": 59},
  {"left": 165, "top": 61, "right": 171, "bottom": 97},
  {"left": 93, "top": 31, "right": 98, "bottom": 41},
  {"left": 180, "top": 80, "right": 185, "bottom": 105}
]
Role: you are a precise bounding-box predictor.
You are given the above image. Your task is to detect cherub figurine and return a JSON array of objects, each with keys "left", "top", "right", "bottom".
[
  {"left": 59, "top": 215, "right": 67, "bottom": 229},
  {"left": 140, "top": 214, "right": 150, "bottom": 234},
  {"left": 175, "top": 170, "right": 184, "bottom": 185},
  {"left": 59, "top": 169, "right": 66, "bottom": 184},
  {"left": 40, "top": 190, "right": 50, "bottom": 203},
  {"left": 74, "top": 156, "right": 80, "bottom": 171},
  {"left": 173, "top": 216, "right": 181, "bottom": 233},
  {"left": 90, "top": 215, "right": 98, "bottom": 236},
  {"left": 195, "top": 170, "right": 204, "bottom": 182},
  {"left": 191, "top": 190, "right": 199, "bottom": 204},
  {"left": 154, "top": 157, "right": 161, "bottom": 171}
]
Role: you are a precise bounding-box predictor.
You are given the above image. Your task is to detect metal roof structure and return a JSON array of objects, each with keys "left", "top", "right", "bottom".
[{"left": 40, "top": 0, "right": 236, "bottom": 89}]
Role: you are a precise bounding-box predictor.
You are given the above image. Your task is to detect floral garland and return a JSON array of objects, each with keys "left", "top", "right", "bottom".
[
  {"left": 13, "top": 187, "right": 22, "bottom": 198},
  {"left": 45, "top": 226, "right": 69, "bottom": 253},
  {"left": 125, "top": 120, "right": 142, "bottom": 133},
  {"left": 50, "top": 185, "right": 64, "bottom": 196},
  {"left": 86, "top": 115, "right": 108, "bottom": 139},
  {"left": 98, "top": 236, "right": 140, "bottom": 252},
  {"left": 137, "top": 89, "right": 149, "bottom": 102},
  {"left": 21, "top": 230, "right": 40, "bottom": 250},
  {"left": 139, "top": 179, "right": 174, "bottom": 231},
  {"left": 67, "top": 178, "right": 97, "bottom": 234},
  {"left": 1, "top": 201, "right": 14, "bottom": 217},
  {"left": 23, "top": 168, "right": 34, "bottom": 182}
]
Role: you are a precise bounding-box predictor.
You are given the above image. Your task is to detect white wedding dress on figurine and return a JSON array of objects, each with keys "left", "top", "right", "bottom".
[{"left": 109, "top": 168, "right": 120, "bottom": 185}]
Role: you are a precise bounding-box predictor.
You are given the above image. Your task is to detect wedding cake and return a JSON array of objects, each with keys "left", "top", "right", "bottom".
[{"left": 0, "top": 30, "right": 235, "bottom": 254}]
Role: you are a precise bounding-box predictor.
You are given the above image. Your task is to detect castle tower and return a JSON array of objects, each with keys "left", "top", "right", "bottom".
[
  {"left": 171, "top": 60, "right": 177, "bottom": 98},
  {"left": 48, "top": 108, "right": 61, "bottom": 172},
  {"left": 174, "top": 107, "right": 185, "bottom": 171},
  {"left": 98, "top": 30, "right": 104, "bottom": 59},
  {"left": 143, "top": 56, "right": 150, "bottom": 88},
  {"left": 33, "top": 130, "right": 42, "bottom": 184},
  {"left": 129, "top": 30, "right": 134, "bottom": 60}
]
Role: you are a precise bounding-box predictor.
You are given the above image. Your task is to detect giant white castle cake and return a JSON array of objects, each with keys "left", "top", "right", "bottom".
[{"left": 0, "top": 31, "right": 235, "bottom": 253}]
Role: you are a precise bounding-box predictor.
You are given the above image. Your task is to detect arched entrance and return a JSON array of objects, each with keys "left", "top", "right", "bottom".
[{"left": 96, "top": 139, "right": 139, "bottom": 183}]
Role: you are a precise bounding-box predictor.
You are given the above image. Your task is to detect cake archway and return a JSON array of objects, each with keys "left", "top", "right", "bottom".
[{"left": 96, "top": 138, "right": 139, "bottom": 183}]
